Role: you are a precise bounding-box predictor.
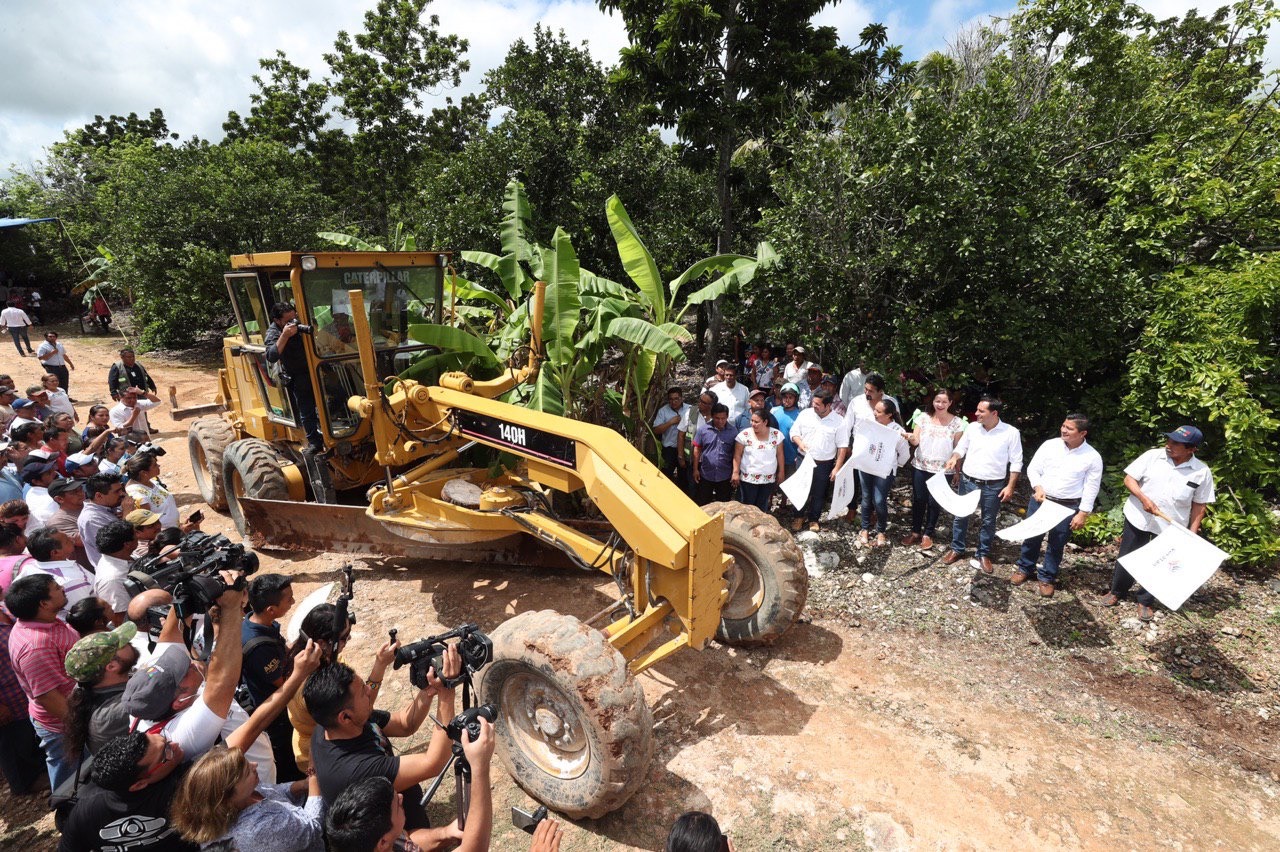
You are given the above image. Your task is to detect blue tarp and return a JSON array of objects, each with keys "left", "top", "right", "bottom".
[{"left": 0, "top": 217, "right": 58, "bottom": 229}]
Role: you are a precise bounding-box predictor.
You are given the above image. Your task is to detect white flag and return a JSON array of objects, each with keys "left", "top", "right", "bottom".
[
  {"left": 825, "top": 461, "right": 859, "bottom": 520},
  {"left": 848, "top": 419, "right": 899, "bottom": 479},
  {"left": 926, "top": 472, "right": 981, "bottom": 518},
  {"left": 996, "top": 499, "right": 1076, "bottom": 542},
  {"left": 1118, "top": 525, "right": 1229, "bottom": 610},
  {"left": 779, "top": 454, "right": 816, "bottom": 510}
]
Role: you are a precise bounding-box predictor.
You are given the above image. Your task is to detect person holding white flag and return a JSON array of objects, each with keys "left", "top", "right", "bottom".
[
  {"left": 1010, "top": 413, "right": 1103, "bottom": 598},
  {"left": 845, "top": 399, "right": 910, "bottom": 547},
  {"left": 787, "top": 391, "right": 843, "bottom": 532},
  {"left": 1098, "top": 425, "right": 1216, "bottom": 622},
  {"left": 942, "top": 397, "right": 1023, "bottom": 574},
  {"left": 903, "top": 389, "right": 965, "bottom": 550}
]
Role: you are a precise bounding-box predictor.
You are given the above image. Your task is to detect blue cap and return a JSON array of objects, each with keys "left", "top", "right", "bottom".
[{"left": 1165, "top": 425, "right": 1203, "bottom": 446}]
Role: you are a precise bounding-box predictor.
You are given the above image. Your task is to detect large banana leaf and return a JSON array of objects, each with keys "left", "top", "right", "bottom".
[
  {"left": 658, "top": 321, "right": 695, "bottom": 344},
  {"left": 461, "top": 250, "right": 528, "bottom": 302},
  {"left": 526, "top": 367, "right": 564, "bottom": 415},
  {"left": 579, "top": 270, "right": 630, "bottom": 299},
  {"left": 668, "top": 253, "right": 752, "bottom": 303},
  {"left": 443, "top": 274, "right": 510, "bottom": 313},
  {"left": 605, "top": 195, "right": 662, "bottom": 316},
  {"left": 407, "top": 324, "right": 500, "bottom": 365},
  {"left": 606, "top": 317, "right": 683, "bottom": 358},
  {"left": 501, "top": 181, "right": 542, "bottom": 278},
  {"left": 317, "top": 231, "right": 386, "bottom": 251},
  {"left": 684, "top": 258, "right": 764, "bottom": 306},
  {"left": 396, "top": 350, "right": 472, "bottom": 386},
  {"left": 540, "top": 228, "right": 582, "bottom": 367}
]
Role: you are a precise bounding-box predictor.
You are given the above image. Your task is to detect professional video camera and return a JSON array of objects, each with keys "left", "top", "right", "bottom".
[
  {"left": 393, "top": 623, "right": 492, "bottom": 690},
  {"left": 124, "top": 532, "right": 260, "bottom": 619}
]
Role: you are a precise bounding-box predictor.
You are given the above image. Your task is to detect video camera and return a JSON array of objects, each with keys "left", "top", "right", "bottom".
[
  {"left": 393, "top": 623, "right": 492, "bottom": 690},
  {"left": 124, "top": 532, "right": 260, "bottom": 619}
]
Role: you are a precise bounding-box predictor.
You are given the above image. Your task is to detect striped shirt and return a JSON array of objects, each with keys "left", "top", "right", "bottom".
[{"left": 9, "top": 618, "right": 79, "bottom": 730}]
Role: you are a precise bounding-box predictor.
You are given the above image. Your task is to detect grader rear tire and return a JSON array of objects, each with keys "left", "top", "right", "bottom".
[
  {"left": 222, "top": 439, "right": 290, "bottom": 537},
  {"left": 479, "top": 610, "right": 653, "bottom": 819},
  {"left": 188, "top": 417, "right": 236, "bottom": 510},
  {"left": 704, "top": 501, "right": 808, "bottom": 646}
]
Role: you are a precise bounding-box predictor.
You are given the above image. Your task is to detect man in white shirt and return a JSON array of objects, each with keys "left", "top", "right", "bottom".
[
  {"left": 94, "top": 520, "right": 137, "bottom": 620},
  {"left": 711, "top": 362, "right": 749, "bottom": 420},
  {"left": 108, "top": 387, "right": 161, "bottom": 438},
  {"left": 782, "top": 345, "right": 813, "bottom": 386},
  {"left": 34, "top": 331, "right": 75, "bottom": 394},
  {"left": 1, "top": 300, "right": 35, "bottom": 356},
  {"left": 1099, "top": 425, "right": 1216, "bottom": 622},
  {"left": 21, "top": 460, "right": 60, "bottom": 530},
  {"left": 839, "top": 362, "right": 868, "bottom": 412},
  {"left": 788, "top": 391, "right": 844, "bottom": 532},
  {"left": 943, "top": 397, "right": 1024, "bottom": 573},
  {"left": 18, "top": 528, "right": 98, "bottom": 615},
  {"left": 1011, "top": 413, "right": 1103, "bottom": 596}
]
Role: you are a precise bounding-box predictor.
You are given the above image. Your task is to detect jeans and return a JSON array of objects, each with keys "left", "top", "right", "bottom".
[
  {"left": 910, "top": 467, "right": 943, "bottom": 535},
  {"left": 8, "top": 327, "right": 33, "bottom": 355},
  {"left": 859, "top": 471, "right": 893, "bottom": 533},
  {"left": 804, "top": 459, "right": 836, "bottom": 522},
  {"left": 950, "top": 476, "right": 1003, "bottom": 558},
  {"left": 31, "top": 718, "right": 74, "bottom": 790},
  {"left": 738, "top": 481, "right": 774, "bottom": 512},
  {"left": 1015, "top": 497, "right": 1077, "bottom": 583},
  {"left": 1110, "top": 519, "right": 1157, "bottom": 606},
  {"left": 287, "top": 378, "right": 325, "bottom": 451},
  {"left": 695, "top": 478, "right": 733, "bottom": 505},
  {"left": 0, "top": 717, "right": 44, "bottom": 794}
]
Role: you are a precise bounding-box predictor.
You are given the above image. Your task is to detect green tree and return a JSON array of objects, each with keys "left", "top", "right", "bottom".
[
  {"left": 324, "top": 0, "right": 469, "bottom": 236},
  {"left": 222, "top": 51, "right": 333, "bottom": 151},
  {"left": 598, "top": 0, "right": 894, "bottom": 365}
]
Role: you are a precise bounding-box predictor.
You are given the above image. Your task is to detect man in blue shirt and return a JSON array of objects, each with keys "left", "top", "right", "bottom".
[
  {"left": 770, "top": 383, "right": 803, "bottom": 478},
  {"left": 692, "top": 404, "right": 737, "bottom": 505},
  {"left": 241, "top": 573, "right": 302, "bottom": 781}
]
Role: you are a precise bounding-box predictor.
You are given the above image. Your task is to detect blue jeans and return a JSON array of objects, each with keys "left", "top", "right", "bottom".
[
  {"left": 805, "top": 459, "right": 836, "bottom": 522},
  {"left": 1015, "top": 497, "right": 1076, "bottom": 582},
  {"left": 950, "top": 476, "right": 1003, "bottom": 558},
  {"left": 8, "top": 326, "right": 33, "bottom": 355},
  {"left": 910, "top": 467, "right": 943, "bottom": 535},
  {"left": 738, "top": 481, "right": 774, "bottom": 512},
  {"left": 859, "top": 471, "right": 893, "bottom": 533},
  {"left": 31, "top": 718, "right": 74, "bottom": 790}
]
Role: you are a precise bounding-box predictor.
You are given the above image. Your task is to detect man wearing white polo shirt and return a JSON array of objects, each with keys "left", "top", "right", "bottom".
[
  {"left": 943, "top": 397, "right": 1023, "bottom": 573},
  {"left": 788, "top": 390, "right": 844, "bottom": 532},
  {"left": 1098, "top": 425, "right": 1215, "bottom": 622},
  {"left": 1011, "top": 413, "right": 1103, "bottom": 597}
]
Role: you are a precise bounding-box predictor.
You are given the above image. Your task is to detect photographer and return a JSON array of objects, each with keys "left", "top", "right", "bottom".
[
  {"left": 303, "top": 644, "right": 462, "bottom": 850},
  {"left": 285, "top": 603, "right": 397, "bottom": 773},
  {"left": 264, "top": 302, "right": 324, "bottom": 453},
  {"left": 325, "top": 712, "right": 497, "bottom": 852},
  {"left": 58, "top": 583, "right": 322, "bottom": 852},
  {"left": 63, "top": 621, "right": 140, "bottom": 758}
]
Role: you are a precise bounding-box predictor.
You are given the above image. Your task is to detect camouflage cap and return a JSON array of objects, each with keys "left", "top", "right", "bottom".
[{"left": 64, "top": 621, "right": 138, "bottom": 682}]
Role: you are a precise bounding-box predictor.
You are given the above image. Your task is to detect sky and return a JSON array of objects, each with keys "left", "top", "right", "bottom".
[{"left": 0, "top": 0, "right": 1276, "bottom": 178}]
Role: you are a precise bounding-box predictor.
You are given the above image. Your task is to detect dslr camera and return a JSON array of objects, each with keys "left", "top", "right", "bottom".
[
  {"left": 394, "top": 623, "right": 492, "bottom": 690},
  {"left": 124, "top": 532, "right": 260, "bottom": 618},
  {"left": 445, "top": 703, "right": 498, "bottom": 744},
  {"left": 289, "top": 319, "right": 314, "bottom": 335}
]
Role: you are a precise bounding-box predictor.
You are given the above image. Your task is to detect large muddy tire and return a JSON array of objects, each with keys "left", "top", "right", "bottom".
[
  {"left": 704, "top": 501, "right": 808, "bottom": 646},
  {"left": 188, "top": 417, "right": 236, "bottom": 510},
  {"left": 479, "top": 610, "right": 653, "bottom": 819},
  {"left": 222, "top": 439, "right": 290, "bottom": 537}
]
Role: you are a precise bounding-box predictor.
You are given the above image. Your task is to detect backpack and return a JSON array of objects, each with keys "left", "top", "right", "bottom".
[{"left": 235, "top": 635, "right": 289, "bottom": 713}]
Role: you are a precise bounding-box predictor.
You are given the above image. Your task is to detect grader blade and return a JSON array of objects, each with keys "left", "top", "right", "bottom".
[{"left": 237, "top": 497, "right": 528, "bottom": 563}]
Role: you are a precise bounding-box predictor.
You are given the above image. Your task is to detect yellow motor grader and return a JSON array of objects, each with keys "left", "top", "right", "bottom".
[{"left": 180, "top": 250, "right": 806, "bottom": 817}]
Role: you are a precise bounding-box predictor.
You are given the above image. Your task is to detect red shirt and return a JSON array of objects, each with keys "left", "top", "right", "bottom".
[{"left": 9, "top": 618, "right": 79, "bottom": 731}]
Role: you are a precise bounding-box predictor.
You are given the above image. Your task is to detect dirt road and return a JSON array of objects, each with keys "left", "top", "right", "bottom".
[{"left": 2, "top": 325, "right": 1277, "bottom": 851}]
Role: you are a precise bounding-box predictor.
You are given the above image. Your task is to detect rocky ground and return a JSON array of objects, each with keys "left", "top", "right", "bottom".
[{"left": 1, "top": 322, "right": 1278, "bottom": 850}]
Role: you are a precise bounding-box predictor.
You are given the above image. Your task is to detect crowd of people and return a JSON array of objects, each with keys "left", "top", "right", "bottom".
[{"left": 656, "top": 341, "right": 1216, "bottom": 614}]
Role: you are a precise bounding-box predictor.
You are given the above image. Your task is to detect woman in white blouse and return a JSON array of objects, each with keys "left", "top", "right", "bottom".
[
  {"left": 903, "top": 389, "right": 965, "bottom": 550},
  {"left": 731, "top": 410, "right": 785, "bottom": 511},
  {"left": 858, "top": 399, "right": 910, "bottom": 547}
]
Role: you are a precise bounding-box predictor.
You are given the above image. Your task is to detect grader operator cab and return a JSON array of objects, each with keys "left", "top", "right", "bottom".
[{"left": 182, "top": 250, "right": 807, "bottom": 817}]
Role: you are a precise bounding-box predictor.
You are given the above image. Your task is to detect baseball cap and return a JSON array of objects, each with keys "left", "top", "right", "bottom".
[
  {"left": 0, "top": 386, "right": 15, "bottom": 396},
  {"left": 122, "top": 644, "right": 192, "bottom": 720},
  {"left": 806, "top": 363, "right": 823, "bottom": 372},
  {"left": 64, "top": 452, "right": 97, "bottom": 473},
  {"left": 1165, "top": 425, "right": 1204, "bottom": 446},
  {"left": 715, "top": 359, "right": 730, "bottom": 368},
  {"left": 47, "top": 478, "right": 85, "bottom": 498},
  {"left": 819, "top": 374, "right": 838, "bottom": 385},
  {"left": 64, "top": 622, "right": 138, "bottom": 682},
  {"left": 794, "top": 346, "right": 806, "bottom": 355},
  {"left": 20, "top": 460, "right": 56, "bottom": 482},
  {"left": 780, "top": 382, "right": 800, "bottom": 396},
  {"left": 125, "top": 508, "right": 162, "bottom": 527},
  {"left": 12, "top": 399, "right": 35, "bottom": 410},
  {"left": 748, "top": 388, "right": 766, "bottom": 398}
]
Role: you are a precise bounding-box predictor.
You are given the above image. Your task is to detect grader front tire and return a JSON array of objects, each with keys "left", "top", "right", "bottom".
[
  {"left": 479, "top": 610, "right": 653, "bottom": 819},
  {"left": 704, "top": 501, "right": 808, "bottom": 646},
  {"left": 188, "top": 417, "right": 236, "bottom": 510},
  {"left": 222, "top": 439, "right": 290, "bottom": 537}
]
